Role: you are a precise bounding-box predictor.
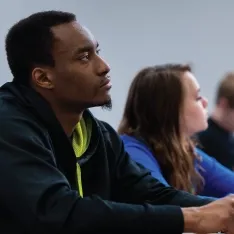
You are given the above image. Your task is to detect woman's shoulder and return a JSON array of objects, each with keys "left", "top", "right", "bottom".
[{"left": 120, "top": 134, "right": 150, "bottom": 151}]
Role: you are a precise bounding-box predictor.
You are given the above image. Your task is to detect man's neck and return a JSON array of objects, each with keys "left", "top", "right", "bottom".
[{"left": 35, "top": 89, "right": 85, "bottom": 136}]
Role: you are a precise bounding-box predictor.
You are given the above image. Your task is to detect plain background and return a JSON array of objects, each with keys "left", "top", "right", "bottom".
[{"left": 0, "top": 0, "right": 234, "bottom": 129}]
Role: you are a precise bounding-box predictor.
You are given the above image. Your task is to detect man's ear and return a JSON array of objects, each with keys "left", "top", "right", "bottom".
[
  {"left": 218, "top": 97, "right": 229, "bottom": 109},
  {"left": 31, "top": 67, "right": 54, "bottom": 89}
]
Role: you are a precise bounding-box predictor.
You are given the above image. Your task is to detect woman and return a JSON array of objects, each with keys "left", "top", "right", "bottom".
[{"left": 118, "top": 63, "right": 234, "bottom": 197}]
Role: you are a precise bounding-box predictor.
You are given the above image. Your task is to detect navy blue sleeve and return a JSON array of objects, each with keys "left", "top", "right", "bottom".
[
  {"left": 196, "top": 148, "right": 234, "bottom": 198},
  {"left": 123, "top": 141, "right": 169, "bottom": 186}
]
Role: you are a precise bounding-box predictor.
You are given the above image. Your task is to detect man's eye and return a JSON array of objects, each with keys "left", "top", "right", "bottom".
[{"left": 79, "top": 54, "right": 89, "bottom": 61}]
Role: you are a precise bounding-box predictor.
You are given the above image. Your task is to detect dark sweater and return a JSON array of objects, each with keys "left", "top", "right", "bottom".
[
  {"left": 198, "top": 118, "right": 234, "bottom": 171},
  {"left": 0, "top": 82, "right": 213, "bottom": 234}
]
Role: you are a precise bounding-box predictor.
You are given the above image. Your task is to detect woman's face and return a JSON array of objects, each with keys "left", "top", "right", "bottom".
[{"left": 180, "top": 71, "right": 208, "bottom": 137}]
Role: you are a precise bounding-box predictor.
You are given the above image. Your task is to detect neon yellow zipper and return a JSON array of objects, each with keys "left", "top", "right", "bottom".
[{"left": 76, "top": 163, "right": 83, "bottom": 197}]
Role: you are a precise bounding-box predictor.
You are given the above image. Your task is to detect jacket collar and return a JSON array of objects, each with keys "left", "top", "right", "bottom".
[{"left": 0, "top": 81, "right": 101, "bottom": 188}]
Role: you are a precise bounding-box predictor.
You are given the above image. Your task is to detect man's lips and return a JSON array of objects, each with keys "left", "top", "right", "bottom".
[{"left": 100, "top": 77, "right": 112, "bottom": 89}]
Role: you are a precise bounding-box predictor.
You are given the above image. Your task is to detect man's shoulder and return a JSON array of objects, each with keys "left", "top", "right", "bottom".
[
  {"left": 84, "top": 110, "right": 116, "bottom": 135},
  {"left": 94, "top": 118, "right": 117, "bottom": 137},
  {"left": 0, "top": 82, "right": 29, "bottom": 121},
  {"left": 97, "top": 119, "right": 115, "bottom": 132},
  {"left": 93, "top": 117, "right": 123, "bottom": 152},
  {"left": 0, "top": 92, "right": 47, "bottom": 141}
]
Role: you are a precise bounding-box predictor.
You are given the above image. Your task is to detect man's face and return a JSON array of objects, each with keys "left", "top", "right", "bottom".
[{"left": 47, "top": 21, "right": 111, "bottom": 112}]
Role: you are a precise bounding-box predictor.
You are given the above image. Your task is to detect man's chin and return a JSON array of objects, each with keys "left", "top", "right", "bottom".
[
  {"left": 89, "top": 99, "right": 112, "bottom": 110},
  {"left": 101, "top": 99, "right": 112, "bottom": 110}
]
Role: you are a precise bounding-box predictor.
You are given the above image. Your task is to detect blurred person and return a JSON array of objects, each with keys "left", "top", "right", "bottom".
[
  {"left": 198, "top": 72, "right": 234, "bottom": 171},
  {"left": 119, "top": 64, "right": 234, "bottom": 199},
  {"left": 1, "top": 11, "right": 234, "bottom": 234}
]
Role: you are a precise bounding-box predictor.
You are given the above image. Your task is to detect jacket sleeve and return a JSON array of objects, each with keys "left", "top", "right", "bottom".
[
  {"left": 197, "top": 148, "right": 234, "bottom": 198},
  {"left": 103, "top": 125, "right": 215, "bottom": 208},
  {"left": 114, "top": 142, "right": 215, "bottom": 207},
  {"left": 0, "top": 114, "right": 188, "bottom": 234}
]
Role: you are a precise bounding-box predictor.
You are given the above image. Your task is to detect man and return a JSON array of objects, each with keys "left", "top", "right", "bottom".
[
  {"left": 0, "top": 10, "right": 234, "bottom": 234},
  {"left": 198, "top": 72, "right": 234, "bottom": 171}
]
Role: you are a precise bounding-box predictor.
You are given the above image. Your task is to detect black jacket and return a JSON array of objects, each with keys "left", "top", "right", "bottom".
[
  {"left": 198, "top": 118, "right": 234, "bottom": 171},
  {"left": 0, "top": 82, "right": 213, "bottom": 234}
]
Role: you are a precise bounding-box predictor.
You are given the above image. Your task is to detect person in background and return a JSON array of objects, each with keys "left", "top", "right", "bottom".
[
  {"left": 1, "top": 11, "right": 234, "bottom": 234},
  {"left": 118, "top": 64, "right": 234, "bottom": 198},
  {"left": 198, "top": 72, "right": 234, "bottom": 171}
]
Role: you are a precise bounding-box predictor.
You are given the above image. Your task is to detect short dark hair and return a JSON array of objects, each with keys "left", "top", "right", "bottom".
[
  {"left": 216, "top": 72, "right": 234, "bottom": 108},
  {"left": 5, "top": 10, "right": 76, "bottom": 85}
]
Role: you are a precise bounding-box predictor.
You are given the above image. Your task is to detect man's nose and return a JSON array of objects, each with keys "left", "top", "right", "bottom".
[{"left": 97, "top": 56, "right": 110, "bottom": 76}]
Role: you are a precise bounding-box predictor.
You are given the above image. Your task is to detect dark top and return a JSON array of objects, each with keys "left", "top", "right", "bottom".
[
  {"left": 0, "top": 82, "right": 213, "bottom": 234},
  {"left": 198, "top": 118, "right": 234, "bottom": 171}
]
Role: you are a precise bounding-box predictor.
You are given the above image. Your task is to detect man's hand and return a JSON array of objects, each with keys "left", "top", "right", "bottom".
[{"left": 182, "top": 194, "right": 234, "bottom": 233}]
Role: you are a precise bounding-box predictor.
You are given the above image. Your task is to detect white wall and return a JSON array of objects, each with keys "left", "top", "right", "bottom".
[{"left": 1, "top": 0, "right": 234, "bottom": 129}]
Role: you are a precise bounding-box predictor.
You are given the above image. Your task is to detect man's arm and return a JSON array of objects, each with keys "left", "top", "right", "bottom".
[
  {"left": 109, "top": 129, "right": 214, "bottom": 206},
  {"left": 0, "top": 114, "right": 190, "bottom": 234}
]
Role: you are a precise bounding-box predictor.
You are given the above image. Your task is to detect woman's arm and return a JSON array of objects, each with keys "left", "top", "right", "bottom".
[
  {"left": 196, "top": 148, "right": 234, "bottom": 198},
  {"left": 123, "top": 140, "right": 169, "bottom": 186}
]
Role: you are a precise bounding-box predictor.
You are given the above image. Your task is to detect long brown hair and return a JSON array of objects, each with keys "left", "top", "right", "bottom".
[{"left": 118, "top": 64, "right": 204, "bottom": 193}]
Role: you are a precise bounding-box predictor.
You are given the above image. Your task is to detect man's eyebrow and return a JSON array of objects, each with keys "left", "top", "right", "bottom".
[{"left": 74, "top": 42, "right": 99, "bottom": 54}]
